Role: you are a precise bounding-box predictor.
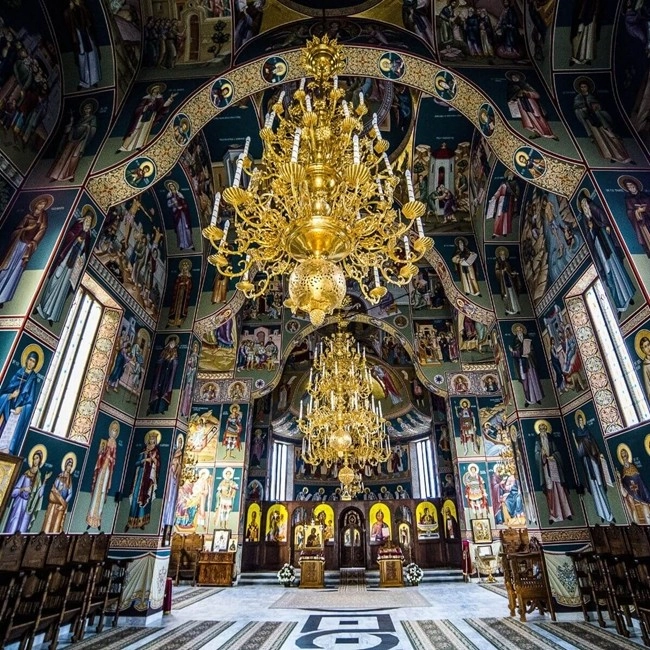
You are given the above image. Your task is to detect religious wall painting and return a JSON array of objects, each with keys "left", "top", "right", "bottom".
[
  {"left": 161, "top": 256, "right": 200, "bottom": 330},
  {"left": 116, "top": 427, "right": 172, "bottom": 534},
  {"left": 93, "top": 190, "right": 167, "bottom": 319},
  {"left": 198, "top": 264, "right": 239, "bottom": 320},
  {"left": 217, "top": 403, "right": 248, "bottom": 463},
  {"left": 523, "top": 0, "right": 556, "bottom": 85},
  {"left": 245, "top": 502, "right": 261, "bottom": 542},
  {"left": 103, "top": 310, "right": 152, "bottom": 416},
  {"left": 477, "top": 396, "right": 508, "bottom": 457},
  {"left": 69, "top": 411, "right": 129, "bottom": 533},
  {"left": 592, "top": 170, "right": 650, "bottom": 290},
  {"left": 541, "top": 301, "right": 588, "bottom": 405},
  {"left": 180, "top": 131, "right": 215, "bottom": 230},
  {"left": 469, "top": 130, "right": 497, "bottom": 222},
  {"left": 98, "top": 79, "right": 201, "bottom": 169},
  {"left": 521, "top": 417, "right": 584, "bottom": 527},
  {"left": 456, "top": 311, "right": 492, "bottom": 364},
  {"left": 161, "top": 431, "right": 185, "bottom": 530},
  {"left": 0, "top": 5, "right": 62, "bottom": 174},
  {"left": 0, "top": 337, "right": 51, "bottom": 457},
  {"left": 459, "top": 461, "right": 491, "bottom": 529},
  {"left": 266, "top": 502, "right": 288, "bottom": 543},
  {"left": 369, "top": 502, "right": 391, "bottom": 544},
  {"left": 2, "top": 430, "right": 86, "bottom": 535},
  {"left": 140, "top": 3, "right": 231, "bottom": 80},
  {"left": 414, "top": 318, "right": 459, "bottom": 367},
  {"left": 519, "top": 188, "right": 583, "bottom": 304},
  {"left": 175, "top": 465, "right": 214, "bottom": 533},
  {"left": 555, "top": 73, "right": 646, "bottom": 168},
  {"left": 155, "top": 170, "right": 201, "bottom": 256},
  {"left": 509, "top": 420, "right": 539, "bottom": 528},
  {"left": 0, "top": 190, "right": 78, "bottom": 316},
  {"left": 179, "top": 337, "right": 200, "bottom": 421},
  {"left": 314, "top": 503, "right": 335, "bottom": 542},
  {"left": 410, "top": 263, "right": 450, "bottom": 315},
  {"left": 437, "top": 234, "right": 489, "bottom": 305},
  {"left": 211, "top": 465, "right": 241, "bottom": 534},
  {"left": 484, "top": 168, "right": 523, "bottom": 243},
  {"left": 606, "top": 428, "right": 650, "bottom": 525},
  {"left": 141, "top": 332, "right": 189, "bottom": 418},
  {"left": 442, "top": 498, "right": 458, "bottom": 540},
  {"left": 241, "top": 280, "right": 284, "bottom": 325},
  {"left": 246, "top": 478, "right": 264, "bottom": 502},
  {"left": 249, "top": 426, "right": 268, "bottom": 469},
  {"left": 435, "top": 0, "right": 526, "bottom": 65},
  {"left": 435, "top": 422, "right": 452, "bottom": 462},
  {"left": 450, "top": 396, "right": 481, "bottom": 458},
  {"left": 485, "top": 244, "right": 531, "bottom": 319},
  {"left": 499, "top": 320, "right": 553, "bottom": 410},
  {"left": 236, "top": 325, "right": 281, "bottom": 374},
  {"left": 199, "top": 307, "right": 236, "bottom": 372},
  {"left": 564, "top": 402, "right": 626, "bottom": 526},
  {"left": 487, "top": 458, "right": 526, "bottom": 528},
  {"left": 33, "top": 201, "right": 104, "bottom": 335},
  {"left": 573, "top": 184, "right": 641, "bottom": 316},
  {"left": 616, "top": 2, "right": 650, "bottom": 151},
  {"left": 554, "top": 0, "right": 616, "bottom": 71},
  {"left": 26, "top": 92, "right": 113, "bottom": 188},
  {"left": 416, "top": 500, "right": 439, "bottom": 539}
]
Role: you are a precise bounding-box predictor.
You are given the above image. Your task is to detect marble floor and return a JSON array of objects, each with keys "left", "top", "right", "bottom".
[{"left": 55, "top": 581, "right": 644, "bottom": 650}]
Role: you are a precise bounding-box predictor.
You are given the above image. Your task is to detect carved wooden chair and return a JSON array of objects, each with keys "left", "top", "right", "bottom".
[
  {"left": 584, "top": 524, "right": 616, "bottom": 628},
  {"left": 601, "top": 525, "right": 634, "bottom": 638},
  {"left": 178, "top": 533, "right": 204, "bottom": 585},
  {"left": 168, "top": 532, "right": 184, "bottom": 584},
  {"left": 499, "top": 528, "right": 530, "bottom": 617},
  {"left": 627, "top": 523, "right": 650, "bottom": 646},
  {"left": 567, "top": 544, "right": 595, "bottom": 624},
  {"left": 63, "top": 532, "right": 95, "bottom": 643},
  {"left": 0, "top": 533, "right": 28, "bottom": 624}
]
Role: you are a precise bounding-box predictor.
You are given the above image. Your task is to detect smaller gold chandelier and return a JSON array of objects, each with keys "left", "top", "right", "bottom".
[
  {"left": 297, "top": 321, "right": 390, "bottom": 498},
  {"left": 202, "top": 35, "right": 432, "bottom": 325}
]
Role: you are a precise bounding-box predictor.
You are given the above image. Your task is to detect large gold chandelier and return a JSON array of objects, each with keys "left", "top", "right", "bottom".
[
  {"left": 202, "top": 35, "right": 432, "bottom": 326},
  {"left": 297, "top": 323, "right": 390, "bottom": 499}
]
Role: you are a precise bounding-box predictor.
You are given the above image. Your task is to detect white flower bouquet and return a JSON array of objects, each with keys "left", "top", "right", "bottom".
[{"left": 404, "top": 562, "right": 424, "bottom": 586}]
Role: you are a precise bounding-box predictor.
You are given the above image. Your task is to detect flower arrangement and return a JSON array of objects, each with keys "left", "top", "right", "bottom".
[
  {"left": 277, "top": 563, "right": 296, "bottom": 586},
  {"left": 404, "top": 562, "right": 424, "bottom": 586}
]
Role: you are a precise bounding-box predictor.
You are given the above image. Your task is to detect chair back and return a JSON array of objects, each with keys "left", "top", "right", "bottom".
[
  {"left": 0, "top": 533, "right": 27, "bottom": 572},
  {"left": 21, "top": 532, "right": 50, "bottom": 571},
  {"left": 90, "top": 533, "right": 110, "bottom": 563},
  {"left": 71, "top": 533, "right": 93, "bottom": 564},
  {"left": 46, "top": 533, "right": 71, "bottom": 567}
]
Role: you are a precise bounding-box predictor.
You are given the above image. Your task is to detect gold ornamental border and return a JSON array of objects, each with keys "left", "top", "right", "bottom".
[{"left": 86, "top": 47, "right": 586, "bottom": 211}]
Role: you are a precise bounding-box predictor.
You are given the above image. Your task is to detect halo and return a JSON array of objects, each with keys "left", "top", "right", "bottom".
[
  {"left": 515, "top": 150, "right": 529, "bottom": 167},
  {"left": 21, "top": 343, "right": 45, "bottom": 372},
  {"left": 165, "top": 334, "right": 180, "bottom": 346},
  {"left": 534, "top": 419, "right": 552, "bottom": 434},
  {"left": 140, "top": 161, "right": 155, "bottom": 177},
  {"left": 505, "top": 70, "right": 525, "bottom": 82},
  {"left": 80, "top": 204, "right": 97, "bottom": 228},
  {"left": 28, "top": 444, "right": 48, "bottom": 467},
  {"left": 273, "top": 60, "right": 287, "bottom": 76},
  {"left": 618, "top": 175, "right": 643, "bottom": 193},
  {"left": 179, "top": 116, "right": 190, "bottom": 130},
  {"left": 199, "top": 468, "right": 210, "bottom": 478},
  {"left": 61, "top": 452, "right": 77, "bottom": 472},
  {"left": 467, "top": 462, "right": 479, "bottom": 474},
  {"left": 165, "top": 180, "right": 179, "bottom": 192},
  {"left": 434, "top": 72, "right": 453, "bottom": 93},
  {"left": 108, "top": 420, "right": 120, "bottom": 437},
  {"left": 176, "top": 433, "right": 184, "bottom": 449},
  {"left": 215, "top": 80, "right": 233, "bottom": 98},
  {"left": 223, "top": 466, "right": 235, "bottom": 478},
  {"left": 229, "top": 403, "right": 241, "bottom": 414},
  {"left": 145, "top": 429, "right": 162, "bottom": 445},
  {"left": 495, "top": 246, "right": 509, "bottom": 259},
  {"left": 179, "top": 258, "right": 193, "bottom": 273},
  {"left": 379, "top": 56, "right": 392, "bottom": 72},
  {"left": 634, "top": 329, "right": 650, "bottom": 359},
  {"left": 147, "top": 82, "right": 166, "bottom": 95},
  {"left": 573, "top": 75, "right": 594, "bottom": 94},
  {"left": 511, "top": 322, "right": 527, "bottom": 336},
  {"left": 459, "top": 398, "right": 470, "bottom": 408},
  {"left": 574, "top": 409, "right": 586, "bottom": 425},
  {"left": 79, "top": 98, "right": 99, "bottom": 115},
  {"left": 30, "top": 193, "right": 54, "bottom": 212},
  {"left": 646, "top": 434, "right": 650, "bottom": 457},
  {"left": 617, "top": 442, "right": 633, "bottom": 465},
  {"left": 454, "top": 236, "right": 468, "bottom": 247}
]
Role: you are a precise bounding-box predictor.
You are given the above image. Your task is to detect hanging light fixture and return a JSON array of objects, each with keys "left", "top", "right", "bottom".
[
  {"left": 202, "top": 35, "right": 432, "bottom": 326},
  {"left": 297, "top": 321, "right": 390, "bottom": 499}
]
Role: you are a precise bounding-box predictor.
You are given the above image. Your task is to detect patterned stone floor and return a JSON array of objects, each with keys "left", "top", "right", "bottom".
[{"left": 43, "top": 581, "right": 646, "bottom": 650}]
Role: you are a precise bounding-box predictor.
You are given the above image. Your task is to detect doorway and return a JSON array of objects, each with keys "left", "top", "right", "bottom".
[{"left": 339, "top": 507, "right": 365, "bottom": 568}]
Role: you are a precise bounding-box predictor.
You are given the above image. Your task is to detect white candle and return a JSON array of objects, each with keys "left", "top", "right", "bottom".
[
  {"left": 358, "top": 91, "right": 364, "bottom": 105},
  {"left": 376, "top": 177, "right": 384, "bottom": 198},
  {"left": 305, "top": 95, "right": 312, "bottom": 112},
  {"left": 374, "top": 267, "right": 380, "bottom": 287},
  {"left": 265, "top": 111, "right": 275, "bottom": 128},
  {"left": 242, "top": 136, "right": 251, "bottom": 158},
  {"left": 291, "top": 128, "right": 302, "bottom": 163},
  {"left": 299, "top": 400, "right": 303, "bottom": 420},
  {"left": 219, "top": 219, "right": 230, "bottom": 248},
  {"left": 278, "top": 90, "right": 286, "bottom": 103},
  {"left": 333, "top": 76, "right": 338, "bottom": 89},
  {"left": 232, "top": 155, "right": 244, "bottom": 188},
  {"left": 382, "top": 153, "right": 393, "bottom": 176},
  {"left": 373, "top": 113, "right": 382, "bottom": 140},
  {"left": 416, "top": 217, "right": 425, "bottom": 238},
  {"left": 211, "top": 192, "right": 221, "bottom": 226},
  {"left": 342, "top": 100, "right": 350, "bottom": 118},
  {"left": 405, "top": 169, "right": 415, "bottom": 202},
  {"left": 403, "top": 235, "right": 411, "bottom": 257},
  {"left": 353, "top": 135, "right": 360, "bottom": 164},
  {"left": 299, "top": 77, "right": 306, "bottom": 91}
]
